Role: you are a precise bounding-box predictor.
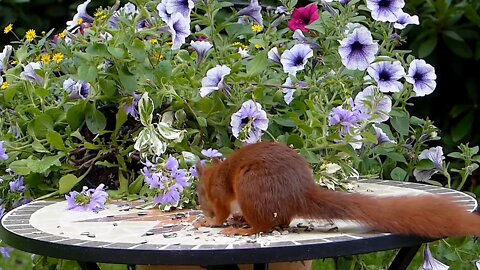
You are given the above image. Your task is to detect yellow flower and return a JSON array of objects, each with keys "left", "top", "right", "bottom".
[
  {"left": 254, "top": 44, "right": 262, "bottom": 49},
  {"left": 25, "top": 29, "right": 36, "bottom": 42},
  {"left": 94, "top": 10, "right": 105, "bottom": 18},
  {"left": 41, "top": 54, "right": 51, "bottom": 65},
  {"left": 77, "top": 18, "right": 84, "bottom": 25},
  {"left": 59, "top": 31, "right": 66, "bottom": 39},
  {"left": 233, "top": 42, "right": 242, "bottom": 47},
  {"left": 241, "top": 44, "right": 249, "bottom": 49},
  {"left": 53, "top": 53, "right": 64, "bottom": 64},
  {"left": 4, "top": 24, "right": 13, "bottom": 34},
  {"left": 1, "top": 82, "right": 10, "bottom": 90},
  {"left": 150, "top": 39, "right": 159, "bottom": 45},
  {"left": 166, "top": 41, "right": 173, "bottom": 46},
  {"left": 251, "top": 24, "right": 262, "bottom": 33},
  {"left": 11, "top": 60, "right": 17, "bottom": 65},
  {"left": 153, "top": 52, "right": 164, "bottom": 62}
]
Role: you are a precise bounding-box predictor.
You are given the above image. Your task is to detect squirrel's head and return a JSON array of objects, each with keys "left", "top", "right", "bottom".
[{"left": 195, "top": 158, "right": 222, "bottom": 218}]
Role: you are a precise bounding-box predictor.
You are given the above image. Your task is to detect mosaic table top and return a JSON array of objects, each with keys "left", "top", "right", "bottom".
[{"left": 0, "top": 179, "right": 477, "bottom": 265}]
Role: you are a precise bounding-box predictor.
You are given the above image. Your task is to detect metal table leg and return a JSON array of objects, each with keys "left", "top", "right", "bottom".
[
  {"left": 388, "top": 245, "right": 421, "bottom": 270},
  {"left": 254, "top": 263, "right": 268, "bottom": 270},
  {"left": 127, "top": 265, "right": 136, "bottom": 270},
  {"left": 78, "top": 261, "right": 101, "bottom": 270}
]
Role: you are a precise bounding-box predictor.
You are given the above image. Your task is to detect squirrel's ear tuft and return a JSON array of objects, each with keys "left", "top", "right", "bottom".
[{"left": 212, "top": 157, "right": 221, "bottom": 164}]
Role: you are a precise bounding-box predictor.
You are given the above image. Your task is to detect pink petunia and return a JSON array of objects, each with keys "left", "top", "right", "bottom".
[{"left": 288, "top": 4, "right": 320, "bottom": 32}]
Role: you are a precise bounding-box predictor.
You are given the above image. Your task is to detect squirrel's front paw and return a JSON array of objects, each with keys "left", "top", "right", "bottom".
[{"left": 194, "top": 217, "right": 224, "bottom": 228}]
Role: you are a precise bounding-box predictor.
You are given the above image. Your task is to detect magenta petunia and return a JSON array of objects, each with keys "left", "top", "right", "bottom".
[{"left": 288, "top": 4, "right": 319, "bottom": 33}]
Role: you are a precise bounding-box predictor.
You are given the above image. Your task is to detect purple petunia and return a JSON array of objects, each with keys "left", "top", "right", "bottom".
[
  {"left": 268, "top": 47, "right": 281, "bottom": 63},
  {"left": 418, "top": 244, "right": 449, "bottom": 270},
  {"left": 108, "top": 2, "right": 140, "bottom": 29},
  {"left": 413, "top": 146, "right": 445, "bottom": 182},
  {"left": 230, "top": 100, "right": 269, "bottom": 144},
  {"left": 200, "top": 65, "right": 231, "bottom": 97},
  {"left": 9, "top": 177, "right": 26, "bottom": 193},
  {"left": 367, "top": 61, "right": 405, "bottom": 93},
  {"left": 338, "top": 27, "right": 379, "bottom": 70},
  {"left": 394, "top": 12, "right": 419, "bottom": 30},
  {"left": 0, "top": 141, "right": 8, "bottom": 160},
  {"left": 373, "top": 125, "right": 395, "bottom": 145},
  {"left": 201, "top": 148, "right": 223, "bottom": 158},
  {"left": 124, "top": 93, "right": 141, "bottom": 118},
  {"left": 281, "top": 77, "right": 307, "bottom": 105},
  {"left": 167, "top": 13, "right": 191, "bottom": 50},
  {"left": 0, "top": 45, "right": 12, "bottom": 73},
  {"left": 293, "top": 30, "right": 321, "bottom": 50},
  {"left": 366, "top": 0, "right": 405, "bottom": 22},
  {"left": 354, "top": 86, "right": 392, "bottom": 123},
  {"left": 328, "top": 105, "right": 368, "bottom": 135},
  {"left": 65, "top": 184, "right": 108, "bottom": 211},
  {"left": 165, "top": 0, "right": 195, "bottom": 19},
  {"left": 190, "top": 40, "right": 213, "bottom": 64},
  {"left": 66, "top": 0, "right": 94, "bottom": 30},
  {"left": 20, "top": 62, "right": 43, "bottom": 85},
  {"left": 280, "top": 44, "right": 313, "bottom": 75},
  {"left": 63, "top": 78, "right": 90, "bottom": 100},
  {"left": 405, "top": 59, "right": 437, "bottom": 97},
  {"left": 0, "top": 246, "right": 13, "bottom": 259},
  {"left": 237, "top": 0, "right": 263, "bottom": 26},
  {"left": 0, "top": 205, "right": 6, "bottom": 219}
]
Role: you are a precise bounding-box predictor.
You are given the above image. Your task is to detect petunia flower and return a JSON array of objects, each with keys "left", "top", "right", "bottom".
[
  {"left": 354, "top": 86, "right": 392, "bottom": 123},
  {"left": 230, "top": 100, "right": 269, "bottom": 144},
  {"left": 20, "top": 62, "right": 43, "bottom": 84},
  {"left": 280, "top": 44, "right": 313, "bottom": 75},
  {"left": 0, "top": 141, "right": 8, "bottom": 160},
  {"left": 0, "top": 205, "right": 6, "bottom": 219},
  {"left": 328, "top": 105, "right": 368, "bottom": 135},
  {"left": 65, "top": 184, "right": 108, "bottom": 211},
  {"left": 344, "top": 22, "right": 363, "bottom": 35},
  {"left": 108, "top": 2, "right": 140, "bottom": 29},
  {"left": 394, "top": 12, "right": 419, "bottom": 30},
  {"left": 288, "top": 3, "right": 319, "bottom": 33},
  {"left": 199, "top": 65, "right": 231, "bottom": 97},
  {"left": 0, "top": 246, "right": 13, "bottom": 259},
  {"left": 66, "top": 0, "right": 94, "bottom": 30},
  {"left": 190, "top": 40, "right": 213, "bottom": 64},
  {"left": 165, "top": 0, "right": 195, "bottom": 19},
  {"left": 63, "top": 78, "right": 90, "bottom": 100},
  {"left": 237, "top": 0, "right": 263, "bottom": 26},
  {"left": 0, "top": 45, "right": 12, "bottom": 72},
  {"left": 373, "top": 125, "right": 396, "bottom": 145},
  {"left": 338, "top": 27, "right": 379, "bottom": 70},
  {"left": 413, "top": 146, "right": 445, "bottom": 182},
  {"left": 238, "top": 47, "right": 250, "bottom": 58},
  {"left": 166, "top": 13, "right": 191, "bottom": 50},
  {"left": 405, "top": 59, "right": 437, "bottom": 97},
  {"left": 293, "top": 29, "right": 321, "bottom": 50},
  {"left": 201, "top": 148, "right": 223, "bottom": 158},
  {"left": 9, "top": 177, "right": 26, "bottom": 193},
  {"left": 282, "top": 77, "right": 307, "bottom": 105},
  {"left": 367, "top": 61, "right": 405, "bottom": 93},
  {"left": 366, "top": 0, "right": 405, "bottom": 22},
  {"left": 275, "top": 6, "right": 289, "bottom": 15},
  {"left": 268, "top": 47, "right": 281, "bottom": 63},
  {"left": 418, "top": 244, "right": 449, "bottom": 270},
  {"left": 157, "top": 2, "right": 172, "bottom": 23},
  {"left": 124, "top": 93, "right": 141, "bottom": 118}
]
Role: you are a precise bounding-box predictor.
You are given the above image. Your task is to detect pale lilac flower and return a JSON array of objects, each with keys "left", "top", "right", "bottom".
[
  {"left": 475, "top": 260, "right": 480, "bottom": 270},
  {"left": 275, "top": 6, "right": 289, "bottom": 15},
  {"left": 394, "top": 12, "right": 419, "bottom": 29},
  {"left": 199, "top": 65, "right": 231, "bottom": 97},
  {"left": 344, "top": 23, "right": 362, "bottom": 35},
  {"left": 418, "top": 244, "right": 449, "bottom": 270},
  {"left": 367, "top": 61, "right": 405, "bottom": 93},
  {"left": 201, "top": 148, "right": 223, "bottom": 158},
  {"left": 124, "top": 93, "right": 140, "bottom": 118},
  {"left": 0, "top": 45, "right": 12, "bottom": 72},
  {"left": 167, "top": 13, "right": 191, "bottom": 50},
  {"left": 281, "top": 77, "right": 307, "bottom": 105},
  {"left": 405, "top": 59, "right": 437, "bottom": 97},
  {"left": 280, "top": 44, "right": 313, "bottom": 75},
  {"left": 354, "top": 86, "right": 392, "bottom": 123},
  {"left": 0, "top": 205, "right": 6, "bottom": 219},
  {"left": 230, "top": 100, "right": 269, "bottom": 144},
  {"left": 0, "top": 247, "right": 13, "bottom": 259},
  {"left": 237, "top": 0, "right": 263, "bottom": 26},
  {"left": 9, "top": 177, "right": 26, "bottom": 193},
  {"left": 328, "top": 105, "right": 368, "bottom": 135},
  {"left": 238, "top": 47, "right": 250, "bottom": 58},
  {"left": 293, "top": 29, "right": 321, "bottom": 50},
  {"left": 338, "top": 27, "right": 379, "bottom": 70},
  {"left": 190, "top": 40, "right": 213, "bottom": 63},
  {"left": 108, "top": 2, "right": 139, "bottom": 29},
  {"left": 373, "top": 125, "right": 395, "bottom": 145},
  {"left": 157, "top": 2, "right": 172, "bottom": 23},
  {"left": 165, "top": 0, "right": 195, "bottom": 19},
  {"left": 366, "top": 0, "right": 405, "bottom": 22},
  {"left": 0, "top": 141, "right": 8, "bottom": 160},
  {"left": 20, "top": 62, "right": 43, "bottom": 84},
  {"left": 66, "top": 0, "right": 94, "bottom": 30},
  {"left": 63, "top": 78, "right": 90, "bottom": 100},
  {"left": 414, "top": 146, "right": 445, "bottom": 182},
  {"left": 268, "top": 47, "right": 281, "bottom": 63},
  {"left": 65, "top": 184, "right": 108, "bottom": 211}
]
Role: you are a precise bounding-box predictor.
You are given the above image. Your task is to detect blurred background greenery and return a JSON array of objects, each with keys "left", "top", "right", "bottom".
[{"left": 1, "top": 0, "right": 480, "bottom": 268}]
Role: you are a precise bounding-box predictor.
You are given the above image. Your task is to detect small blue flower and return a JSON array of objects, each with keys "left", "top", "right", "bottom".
[
  {"left": 65, "top": 184, "right": 108, "bottom": 211},
  {"left": 165, "top": 0, "right": 195, "bottom": 19},
  {"left": 9, "top": 177, "right": 26, "bottom": 193},
  {"left": 63, "top": 78, "right": 90, "bottom": 100},
  {"left": 268, "top": 47, "right": 281, "bottom": 63},
  {"left": 124, "top": 93, "right": 141, "bottom": 118},
  {"left": 167, "top": 13, "right": 191, "bottom": 50},
  {"left": 108, "top": 2, "right": 139, "bottom": 29},
  {"left": 190, "top": 40, "right": 213, "bottom": 64},
  {"left": 237, "top": 0, "right": 263, "bottom": 26},
  {"left": 230, "top": 100, "right": 269, "bottom": 144},
  {"left": 394, "top": 12, "right": 419, "bottom": 30},
  {"left": 66, "top": 0, "right": 94, "bottom": 30},
  {"left": 373, "top": 125, "right": 395, "bottom": 145},
  {"left": 405, "top": 59, "right": 437, "bottom": 97},
  {"left": 354, "top": 86, "right": 392, "bottom": 123},
  {"left": 281, "top": 77, "right": 307, "bottom": 105},
  {"left": 20, "top": 62, "right": 43, "bottom": 84},
  {"left": 280, "top": 44, "right": 313, "bottom": 75},
  {"left": 367, "top": 61, "right": 405, "bottom": 93},
  {"left": 328, "top": 104, "right": 369, "bottom": 135},
  {"left": 418, "top": 244, "right": 449, "bottom": 270},
  {"left": 201, "top": 148, "right": 223, "bottom": 158},
  {"left": 338, "top": 27, "right": 379, "bottom": 70},
  {"left": 414, "top": 146, "right": 445, "bottom": 182},
  {"left": 0, "top": 141, "right": 8, "bottom": 160},
  {"left": 366, "top": 0, "right": 405, "bottom": 22},
  {"left": 157, "top": 2, "right": 172, "bottom": 23},
  {"left": 199, "top": 65, "right": 231, "bottom": 97},
  {"left": 0, "top": 246, "right": 13, "bottom": 259}
]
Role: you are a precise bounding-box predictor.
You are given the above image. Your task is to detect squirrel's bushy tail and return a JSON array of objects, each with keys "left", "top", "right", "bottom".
[{"left": 303, "top": 186, "right": 480, "bottom": 238}]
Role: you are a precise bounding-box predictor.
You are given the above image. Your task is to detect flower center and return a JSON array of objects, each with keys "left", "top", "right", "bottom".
[
  {"left": 413, "top": 71, "right": 424, "bottom": 82},
  {"left": 75, "top": 194, "right": 92, "bottom": 206},
  {"left": 378, "top": 70, "right": 391, "bottom": 81},
  {"left": 378, "top": 0, "right": 391, "bottom": 8},
  {"left": 351, "top": 41, "right": 364, "bottom": 52},
  {"left": 293, "top": 54, "right": 305, "bottom": 66}
]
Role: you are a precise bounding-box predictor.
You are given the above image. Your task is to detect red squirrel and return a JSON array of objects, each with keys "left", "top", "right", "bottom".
[{"left": 196, "top": 142, "right": 480, "bottom": 237}]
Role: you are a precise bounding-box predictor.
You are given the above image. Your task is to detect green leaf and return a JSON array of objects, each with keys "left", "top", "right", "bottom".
[
  {"left": 9, "top": 159, "right": 31, "bottom": 175},
  {"left": 273, "top": 116, "right": 297, "bottom": 127},
  {"left": 32, "top": 140, "right": 49, "bottom": 153},
  {"left": 34, "top": 88, "right": 49, "bottom": 100},
  {"left": 300, "top": 148, "right": 319, "bottom": 164},
  {"left": 416, "top": 159, "right": 435, "bottom": 171},
  {"left": 67, "top": 103, "right": 86, "bottom": 130},
  {"left": 139, "top": 92, "right": 154, "bottom": 126},
  {"left": 117, "top": 64, "right": 137, "bottom": 92},
  {"left": 287, "top": 134, "right": 304, "bottom": 149},
  {"left": 197, "top": 116, "right": 207, "bottom": 127},
  {"left": 33, "top": 114, "right": 54, "bottom": 139},
  {"left": 390, "top": 115, "right": 409, "bottom": 137},
  {"left": 472, "top": 155, "right": 480, "bottom": 163},
  {"left": 78, "top": 65, "right": 98, "bottom": 83},
  {"left": 129, "top": 175, "right": 144, "bottom": 194},
  {"left": 30, "top": 153, "right": 64, "bottom": 173},
  {"left": 418, "top": 35, "right": 438, "bottom": 58},
  {"left": 107, "top": 47, "right": 125, "bottom": 59},
  {"left": 85, "top": 103, "right": 107, "bottom": 134},
  {"left": 127, "top": 39, "right": 148, "bottom": 61},
  {"left": 451, "top": 112, "right": 474, "bottom": 142},
  {"left": 86, "top": 43, "right": 111, "bottom": 57},
  {"left": 47, "top": 130, "right": 66, "bottom": 151},
  {"left": 58, "top": 174, "right": 81, "bottom": 194},
  {"left": 246, "top": 51, "right": 268, "bottom": 76},
  {"left": 390, "top": 167, "right": 407, "bottom": 181},
  {"left": 99, "top": 79, "right": 117, "bottom": 97},
  {"left": 447, "top": 152, "right": 463, "bottom": 159},
  {"left": 119, "top": 171, "right": 129, "bottom": 194},
  {"left": 114, "top": 107, "right": 128, "bottom": 138},
  {"left": 156, "top": 60, "right": 172, "bottom": 79},
  {"left": 443, "top": 36, "right": 473, "bottom": 58}
]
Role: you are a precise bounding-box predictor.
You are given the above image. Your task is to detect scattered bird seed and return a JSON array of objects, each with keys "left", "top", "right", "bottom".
[
  {"left": 163, "top": 232, "right": 177, "bottom": 238},
  {"left": 113, "top": 223, "right": 118, "bottom": 227},
  {"left": 145, "top": 231, "right": 154, "bottom": 236},
  {"left": 87, "top": 233, "right": 96, "bottom": 238},
  {"left": 80, "top": 232, "right": 90, "bottom": 236},
  {"left": 137, "top": 211, "right": 147, "bottom": 216}
]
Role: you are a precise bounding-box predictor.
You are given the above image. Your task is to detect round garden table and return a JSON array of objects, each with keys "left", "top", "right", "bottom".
[{"left": 0, "top": 179, "right": 477, "bottom": 270}]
